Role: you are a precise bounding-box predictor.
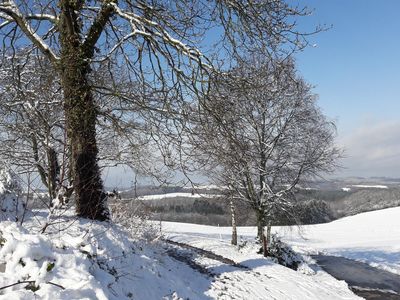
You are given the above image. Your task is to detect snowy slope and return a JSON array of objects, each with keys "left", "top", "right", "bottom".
[
  {"left": 138, "top": 192, "right": 221, "bottom": 200},
  {"left": 277, "top": 206, "right": 400, "bottom": 275},
  {"left": 0, "top": 211, "right": 218, "bottom": 300},
  {"left": 0, "top": 166, "right": 365, "bottom": 300},
  {"left": 163, "top": 223, "right": 360, "bottom": 299},
  {"left": 163, "top": 207, "right": 400, "bottom": 296},
  {"left": 0, "top": 207, "right": 361, "bottom": 300},
  {"left": 164, "top": 206, "right": 400, "bottom": 276}
]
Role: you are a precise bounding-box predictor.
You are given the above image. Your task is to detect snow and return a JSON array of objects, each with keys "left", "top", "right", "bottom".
[
  {"left": 163, "top": 206, "right": 400, "bottom": 296},
  {"left": 0, "top": 211, "right": 215, "bottom": 300},
  {"left": 162, "top": 223, "right": 360, "bottom": 299},
  {"left": 0, "top": 211, "right": 360, "bottom": 300},
  {"left": 138, "top": 192, "right": 221, "bottom": 200},
  {"left": 350, "top": 184, "right": 388, "bottom": 189},
  {"left": 342, "top": 187, "right": 351, "bottom": 192},
  {"left": 0, "top": 219, "right": 110, "bottom": 299},
  {"left": 277, "top": 206, "right": 400, "bottom": 275},
  {"left": 0, "top": 169, "right": 24, "bottom": 222},
  {"left": 0, "top": 207, "right": 361, "bottom": 300},
  {"left": 182, "top": 185, "right": 229, "bottom": 191},
  {"left": 0, "top": 171, "right": 372, "bottom": 300}
]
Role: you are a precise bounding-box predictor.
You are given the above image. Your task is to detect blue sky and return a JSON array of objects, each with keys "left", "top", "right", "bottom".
[
  {"left": 104, "top": 1, "right": 400, "bottom": 186},
  {"left": 293, "top": 0, "right": 400, "bottom": 177}
]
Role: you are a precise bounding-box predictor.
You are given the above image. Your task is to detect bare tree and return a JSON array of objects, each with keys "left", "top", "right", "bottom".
[
  {"left": 0, "top": 0, "right": 319, "bottom": 220},
  {"left": 0, "top": 52, "right": 163, "bottom": 205},
  {"left": 0, "top": 51, "right": 68, "bottom": 204},
  {"left": 192, "top": 57, "right": 341, "bottom": 256},
  {"left": 90, "top": 62, "right": 175, "bottom": 186}
]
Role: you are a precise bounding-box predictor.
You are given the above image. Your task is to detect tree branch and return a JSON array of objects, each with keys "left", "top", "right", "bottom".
[
  {"left": 0, "top": 0, "right": 58, "bottom": 63},
  {"left": 81, "top": 0, "right": 115, "bottom": 59},
  {"left": 0, "top": 280, "right": 65, "bottom": 291}
]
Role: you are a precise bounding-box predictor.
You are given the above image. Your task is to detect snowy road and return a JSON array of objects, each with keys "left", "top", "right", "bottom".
[
  {"left": 278, "top": 207, "right": 400, "bottom": 276},
  {"left": 313, "top": 255, "right": 400, "bottom": 299},
  {"left": 163, "top": 222, "right": 361, "bottom": 299},
  {"left": 164, "top": 239, "right": 359, "bottom": 300}
]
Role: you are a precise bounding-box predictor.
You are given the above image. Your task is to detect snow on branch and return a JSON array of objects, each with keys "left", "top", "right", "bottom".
[
  {"left": 0, "top": 0, "right": 59, "bottom": 63},
  {"left": 109, "top": 3, "right": 212, "bottom": 71}
]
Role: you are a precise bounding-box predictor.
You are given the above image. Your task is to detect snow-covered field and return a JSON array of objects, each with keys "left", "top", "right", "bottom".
[
  {"left": 350, "top": 185, "right": 388, "bottom": 189},
  {"left": 0, "top": 211, "right": 361, "bottom": 300},
  {"left": 0, "top": 179, "right": 361, "bottom": 300},
  {"left": 164, "top": 206, "right": 400, "bottom": 277},
  {"left": 4, "top": 170, "right": 398, "bottom": 299},
  {"left": 162, "top": 223, "right": 360, "bottom": 299},
  {"left": 138, "top": 192, "right": 221, "bottom": 201},
  {"left": 278, "top": 206, "right": 400, "bottom": 275}
]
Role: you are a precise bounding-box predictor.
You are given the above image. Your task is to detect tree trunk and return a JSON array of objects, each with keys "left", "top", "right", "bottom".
[
  {"left": 230, "top": 199, "right": 237, "bottom": 245},
  {"left": 261, "top": 230, "right": 268, "bottom": 257},
  {"left": 256, "top": 209, "right": 264, "bottom": 241},
  {"left": 265, "top": 222, "right": 272, "bottom": 257},
  {"left": 31, "top": 136, "right": 60, "bottom": 204},
  {"left": 58, "top": 2, "right": 108, "bottom": 220},
  {"left": 256, "top": 209, "right": 269, "bottom": 256},
  {"left": 47, "top": 147, "right": 60, "bottom": 200}
]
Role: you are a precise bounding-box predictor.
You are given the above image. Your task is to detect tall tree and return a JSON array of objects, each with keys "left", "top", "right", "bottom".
[
  {"left": 0, "top": 50, "right": 167, "bottom": 206},
  {"left": 192, "top": 58, "right": 341, "bottom": 256},
  {"left": 0, "top": 0, "right": 317, "bottom": 220}
]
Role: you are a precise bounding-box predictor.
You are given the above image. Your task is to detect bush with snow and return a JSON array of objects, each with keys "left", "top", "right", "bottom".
[
  {"left": 0, "top": 220, "right": 113, "bottom": 299},
  {"left": 0, "top": 169, "right": 24, "bottom": 222},
  {"left": 258, "top": 234, "right": 304, "bottom": 270},
  {"left": 110, "top": 200, "right": 160, "bottom": 241},
  {"left": 0, "top": 213, "right": 217, "bottom": 300}
]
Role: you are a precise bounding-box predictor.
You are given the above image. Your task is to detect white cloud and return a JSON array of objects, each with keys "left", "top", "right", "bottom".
[{"left": 336, "top": 120, "right": 400, "bottom": 177}]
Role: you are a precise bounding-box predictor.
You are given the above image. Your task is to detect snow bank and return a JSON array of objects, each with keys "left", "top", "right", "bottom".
[
  {"left": 277, "top": 206, "right": 400, "bottom": 275},
  {"left": 163, "top": 222, "right": 360, "bottom": 299},
  {"left": 0, "top": 213, "right": 216, "bottom": 300},
  {"left": 351, "top": 184, "right": 388, "bottom": 189},
  {"left": 0, "top": 169, "right": 24, "bottom": 222},
  {"left": 0, "top": 221, "right": 109, "bottom": 299},
  {"left": 138, "top": 192, "right": 221, "bottom": 200}
]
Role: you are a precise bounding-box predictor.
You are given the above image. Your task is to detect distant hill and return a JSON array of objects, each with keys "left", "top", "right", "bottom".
[
  {"left": 117, "top": 185, "right": 221, "bottom": 199},
  {"left": 331, "top": 188, "right": 400, "bottom": 217},
  {"left": 301, "top": 176, "right": 400, "bottom": 190},
  {"left": 115, "top": 177, "right": 400, "bottom": 226}
]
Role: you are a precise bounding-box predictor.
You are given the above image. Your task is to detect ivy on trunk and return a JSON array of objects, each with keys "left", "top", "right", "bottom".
[{"left": 57, "top": 0, "right": 113, "bottom": 220}]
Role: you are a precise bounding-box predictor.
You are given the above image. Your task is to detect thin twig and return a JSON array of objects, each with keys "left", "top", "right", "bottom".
[{"left": 0, "top": 280, "right": 65, "bottom": 291}]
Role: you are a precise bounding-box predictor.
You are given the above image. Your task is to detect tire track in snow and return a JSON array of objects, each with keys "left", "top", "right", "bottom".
[{"left": 163, "top": 239, "right": 275, "bottom": 299}]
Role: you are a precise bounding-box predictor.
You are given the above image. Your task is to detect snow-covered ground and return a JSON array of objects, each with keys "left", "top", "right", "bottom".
[
  {"left": 350, "top": 185, "right": 388, "bottom": 189},
  {"left": 162, "top": 223, "right": 360, "bottom": 299},
  {"left": 164, "top": 206, "right": 400, "bottom": 278},
  {"left": 278, "top": 206, "right": 400, "bottom": 275},
  {"left": 138, "top": 192, "right": 221, "bottom": 201},
  {"left": 182, "top": 185, "right": 228, "bottom": 191},
  {"left": 0, "top": 191, "right": 361, "bottom": 300},
  {"left": 0, "top": 211, "right": 361, "bottom": 300},
  {"left": 341, "top": 184, "right": 389, "bottom": 192},
  {"left": 5, "top": 169, "right": 395, "bottom": 299},
  {"left": 0, "top": 209, "right": 220, "bottom": 300}
]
